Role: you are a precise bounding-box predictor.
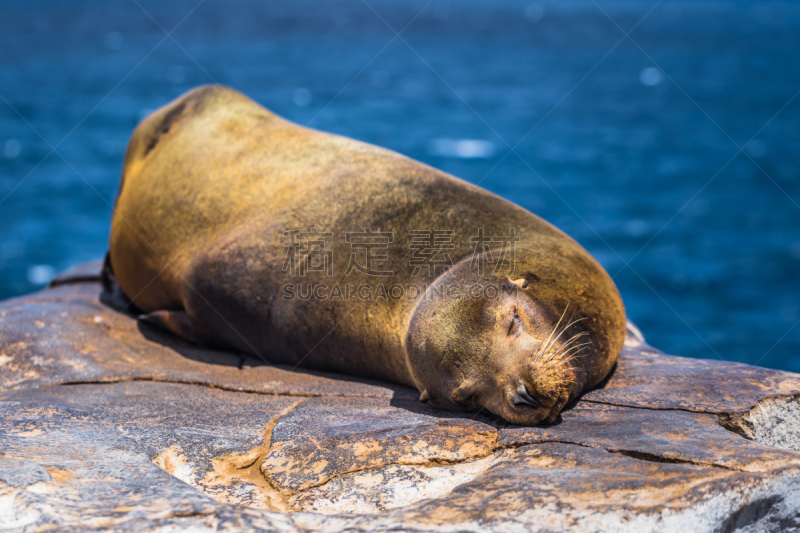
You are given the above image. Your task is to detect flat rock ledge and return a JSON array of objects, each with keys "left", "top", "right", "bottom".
[{"left": 1, "top": 261, "right": 799, "bottom": 532}]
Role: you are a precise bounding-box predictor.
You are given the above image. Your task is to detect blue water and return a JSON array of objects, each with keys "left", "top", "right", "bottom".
[{"left": 1, "top": 0, "right": 799, "bottom": 372}]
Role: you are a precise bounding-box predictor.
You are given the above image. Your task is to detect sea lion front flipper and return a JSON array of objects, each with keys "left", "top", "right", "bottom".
[
  {"left": 99, "top": 252, "right": 136, "bottom": 313},
  {"left": 138, "top": 310, "right": 210, "bottom": 345}
]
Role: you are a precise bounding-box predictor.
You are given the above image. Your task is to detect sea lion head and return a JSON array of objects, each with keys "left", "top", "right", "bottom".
[{"left": 406, "top": 247, "right": 625, "bottom": 426}]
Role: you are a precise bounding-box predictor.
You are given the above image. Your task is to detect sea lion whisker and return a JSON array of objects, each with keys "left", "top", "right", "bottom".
[
  {"left": 537, "top": 356, "right": 572, "bottom": 373},
  {"left": 539, "top": 325, "right": 579, "bottom": 357},
  {"left": 549, "top": 340, "right": 592, "bottom": 362},
  {"left": 558, "top": 342, "right": 593, "bottom": 361},
  {"left": 539, "top": 303, "right": 571, "bottom": 357},
  {"left": 555, "top": 332, "right": 590, "bottom": 352},
  {"left": 536, "top": 341, "right": 591, "bottom": 375},
  {"left": 536, "top": 328, "right": 588, "bottom": 366},
  {"left": 545, "top": 368, "right": 574, "bottom": 378},
  {"left": 549, "top": 342, "right": 588, "bottom": 362},
  {"left": 546, "top": 309, "right": 580, "bottom": 344},
  {"left": 550, "top": 317, "right": 588, "bottom": 347},
  {"left": 539, "top": 359, "right": 573, "bottom": 376},
  {"left": 531, "top": 342, "right": 554, "bottom": 363},
  {"left": 536, "top": 349, "right": 564, "bottom": 367},
  {"left": 540, "top": 316, "right": 588, "bottom": 357}
]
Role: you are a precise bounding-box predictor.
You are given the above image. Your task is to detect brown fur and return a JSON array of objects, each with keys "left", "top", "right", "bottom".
[{"left": 108, "top": 85, "right": 626, "bottom": 425}]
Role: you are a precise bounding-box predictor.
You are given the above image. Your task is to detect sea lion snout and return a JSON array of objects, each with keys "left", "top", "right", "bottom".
[{"left": 490, "top": 332, "right": 582, "bottom": 425}]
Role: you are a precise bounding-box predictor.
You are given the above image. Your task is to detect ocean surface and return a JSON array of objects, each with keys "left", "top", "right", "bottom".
[{"left": 1, "top": 0, "right": 799, "bottom": 372}]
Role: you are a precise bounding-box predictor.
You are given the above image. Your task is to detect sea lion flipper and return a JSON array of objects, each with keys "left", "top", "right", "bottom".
[
  {"left": 138, "top": 310, "right": 210, "bottom": 345},
  {"left": 99, "top": 252, "right": 135, "bottom": 312},
  {"left": 101, "top": 252, "right": 115, "bottom": 294}
]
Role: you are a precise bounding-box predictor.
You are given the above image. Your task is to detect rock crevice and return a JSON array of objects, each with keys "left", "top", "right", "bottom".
[{"left": 718, "top": 394, "right": 800, "bottom": 452}]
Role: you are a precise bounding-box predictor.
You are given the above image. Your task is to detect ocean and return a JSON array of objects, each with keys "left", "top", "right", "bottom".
[{"left": 1, "top": 0, "right": 799, "bottom": 371}]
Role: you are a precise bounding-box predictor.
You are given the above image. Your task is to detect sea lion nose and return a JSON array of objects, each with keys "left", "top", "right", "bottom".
[{"left": 511, "top": 382, "right": 540, "bottom": 408}]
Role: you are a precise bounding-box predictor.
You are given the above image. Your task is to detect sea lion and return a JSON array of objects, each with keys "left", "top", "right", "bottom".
[{"left": 106, "top": 85, "right": 625, "bottom": 425}]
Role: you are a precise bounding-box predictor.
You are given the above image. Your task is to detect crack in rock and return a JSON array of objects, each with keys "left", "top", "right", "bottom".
[
  {"left": 152, "top": 445, "right": 197, "bottom": 486},
  {"left": 197, "top": 398, "right": 308, "bottom": 512},
  {"left": 718, "top": 394, "right": 800, "bottom": 452},
  {"left": 605, "top": 449, "right": 740, "bottom": 472},
  {"left": 289, "top": 451, "right": 515, "bottom": 514},
  {"left": 50, "top": 377, "right": 325, "bottom": 398}
]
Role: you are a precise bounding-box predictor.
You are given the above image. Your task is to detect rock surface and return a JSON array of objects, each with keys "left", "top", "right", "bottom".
[{"left": 1, "top": 262, "right": 799, "bottom": 532}]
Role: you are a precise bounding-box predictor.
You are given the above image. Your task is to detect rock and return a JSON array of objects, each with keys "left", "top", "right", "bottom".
[
  {"left": 263, "top": 396, "right": 500, "bottom": 492},
  {"left": 0, "top": 284, "right": 413, "bottom": 400},
  {"left": 1, "top": 262, "right": 799, "bottom": 532}
]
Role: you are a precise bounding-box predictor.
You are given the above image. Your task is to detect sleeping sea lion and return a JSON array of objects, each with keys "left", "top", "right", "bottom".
[{"left": 106, "top": 85, "right": 626, "bottom": 425}]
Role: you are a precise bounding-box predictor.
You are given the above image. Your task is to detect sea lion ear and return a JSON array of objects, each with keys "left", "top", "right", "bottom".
[{"left": 419, "top": 390, "right": 430, "bottom": 402}]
